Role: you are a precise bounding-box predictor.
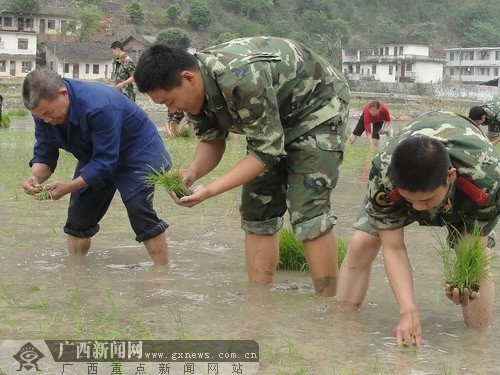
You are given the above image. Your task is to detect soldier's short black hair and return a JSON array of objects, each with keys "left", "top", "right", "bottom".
[
  {"left": 134, "top": 43, "right": 199, "bottom": 93},
  {"left": 468, "top": 106, "right": 487, "bottom": 121},
  {"left": 110, "top": 41, "right": 124, "bottom": 51},
  {"left": 388, "top": 136, "right": 450, "bottom": 192}
]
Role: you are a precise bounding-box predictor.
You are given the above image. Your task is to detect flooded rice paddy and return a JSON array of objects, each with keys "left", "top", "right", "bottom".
[{"left": 0, "top": 114, "right": 499, "bottom": 375}]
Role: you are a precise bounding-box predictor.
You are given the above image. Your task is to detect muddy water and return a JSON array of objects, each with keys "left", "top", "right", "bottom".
[{"left": 1, "top": 116, "right": 499, "bottom": 374}]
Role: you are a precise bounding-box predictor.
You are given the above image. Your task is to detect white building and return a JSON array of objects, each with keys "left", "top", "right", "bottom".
[
  {"left": 444, "top": 46, "right": 500, "bottom": 84},
  {"left": 342, "top": 43, "right": 445, "bottom": 83},
  {"left": 44, "top": 42, "right": 111, "bottom": 80},
  {"left": 0, "top": 6, "right": 74, "bottom": 36},
  {"left": 0, "top": 30, "right": 37, "bottom": 77}
]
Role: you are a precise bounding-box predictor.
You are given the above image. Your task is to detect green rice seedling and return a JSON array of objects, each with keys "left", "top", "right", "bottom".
[
  {"left": 177, "top": 126, "right": 191, "bottom": 138},
  {"left": 337, "top": 236, "right": 347, "bottom": 266},
  {"left": 0, "top": 285, "right": 16, "bottom": 307},
  {"left": 278, "top": 227, "right": 306, "bottom": 271},
  {"left": 0, "top": 114, "right": 10, "bottom": 128},
  {"left": 145, "top": 166, "right": 191, "bottom": 198},
  {"left": 436, "top": 223, "right": 494, "bottom": 296},
  {"left": 34, "top": 186, "right": 53, "bottom": 200},
  {"left": 6, "top": 108, "right": 29, "bottom": 117},
  {"left": 278, "top": 227, "right": 346, "bottom": 271}
]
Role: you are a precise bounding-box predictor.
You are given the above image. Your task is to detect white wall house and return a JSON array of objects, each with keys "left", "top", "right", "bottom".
[
  {"left": 0, "top": 6, "right": 74, "bottom": 35},
  {"left": 0, "top": 30, "right": 37, "bottom": 77},
  {"left": 444, "top": 47, "right": 500, "bottom": 84},
  {"left": 342, "top": 43, "right": 445, "bottom": 83},
  {"left": 44, "top": 42, "right": 111, "bottom": 80}
]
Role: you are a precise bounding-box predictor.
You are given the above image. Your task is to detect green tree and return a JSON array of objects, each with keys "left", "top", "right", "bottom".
[
  {"left": 462, "top": 21, "right": 500, "bottom": 47},
  {"left": 127, "top": 0, "right": 144, "bottom": 24},
  {"left": 188, "top": 1, "right": 213, "bottom": 29},
  {"left": 166, "top": 4, "right": 182, "bottom": 24},
  {"left": 68, "top": 5, "right": 102, "bottom": 42},
  {"left": 405, "top": 22, "right": 437, "bottom": 44},
  {"left": 10, "top": 0, "right": 40, "bottom": 15},
  {"left": 220, "top": 0, "right": 274, "bottom": 20},
  {"left": 365, "top": 17, "right": 402, "bottom": 44},
  {"left": 156, "top": 28, "right": 192, "bottom": 50},
  {"left": 213, "top": 30, "right": 239, "bottom": 45}
]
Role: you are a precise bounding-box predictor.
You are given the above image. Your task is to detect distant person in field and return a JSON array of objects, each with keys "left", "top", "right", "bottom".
[
  {"left": 347, "top": 100, "right": 391, "bottom": 147},
  {"left": 468, "top": 97, "right": 500, "bottom": 145}
]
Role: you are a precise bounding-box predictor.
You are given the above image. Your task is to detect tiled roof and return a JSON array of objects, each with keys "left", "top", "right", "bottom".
[{"left": 44, "top": 42, "right": 111, "bottom": 61}]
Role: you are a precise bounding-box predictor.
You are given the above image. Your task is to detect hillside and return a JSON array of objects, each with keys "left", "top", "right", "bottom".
[
  {"left": 4, "top": 0, "right": 500, "bottom": 68},
  {"left": 87, "top": 0, "right": 500, "bottom": 57}
]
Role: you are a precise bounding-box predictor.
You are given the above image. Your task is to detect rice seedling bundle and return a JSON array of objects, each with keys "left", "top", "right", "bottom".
[
  {"left": 144, "top": 167, "right": 191, "bottom": 198},
  {"left": 436, "top": 223, "right": 494, "bottom": 295},
  {"left": 278, "top": 227, "right": 346, "bottom": 272}
]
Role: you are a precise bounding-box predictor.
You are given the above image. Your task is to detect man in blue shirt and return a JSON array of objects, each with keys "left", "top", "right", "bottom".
[{"left": 21, "top": 68, "right": 171, "bottom": 265}]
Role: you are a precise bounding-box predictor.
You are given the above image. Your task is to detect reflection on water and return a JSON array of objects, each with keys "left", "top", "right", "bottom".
[{"left": 1, "top": 121, "right": 499, "bottom": 375}]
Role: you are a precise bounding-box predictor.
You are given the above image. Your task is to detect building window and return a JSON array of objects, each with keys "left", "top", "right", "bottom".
[
  {"left": 93, "top": 64, "right": 99, "bottom": 74},
  {"left": 48, "top": 19, "right": 56, "bottom": 29},
  {"left": 379, "top": 47, "right": 384, "bottom": 55},
  {"left": 399, "top": 46, "right": 403, "bottom": 55},
  {"left": 479, "top": 51, "right": 489, "bottom": 60},
  {"left": 61, "top": 20, "right": 67, "bottom": 33},
  {"left": 85, "top": 64, "right": 89, "bottom": 74},
  {"left": 64, "top": 63, "right": 69, "bottom": 74},
  {"left": 393, "top": 47, "right": 397, "bottom": 55},
  {"left": 389, "top": 66, "right": 394, "bottom": 75},
  {"left": 449, "top": 68, "right": 454, "bottom": 76},
  {"left": 479, "top": 67, "right": 490, "bottom": 75},
  {"left": 495, "top": 51, "right": 500, "bottom": 60},
  {"left": 0, "top": 60, "right": 6, "bottom": 72},
  {"left": 4, "top": 17, "right": 12, "bottom": 27},
  {"left": 18, "top": 38, "right": 29, "bottom": 50},
  {"left": 385, "top": 47, "right": 389, "bottom": 55},
  {"left": 26, "top": 18, "right": 33, "bottom": 28},
  {"left": 355, "top": 65, "right": 360, "bottom": 74},
  {"left": 406, "top": 63, "right": 413, "bottom": 71},
  {"left": 0, "top": 37, "right": 3, "bottom": 49},
  {"left": 348, "top": 65, "right": 353, "bottom": 74},
  {"left": 449, "top": 52, "right": 454, "bottom": 61},
  {"left": 21, "top": 61, "right": 32, "bottom": 73},
  {"left": 371, "top": 65, "right": 377, "bottom": 74},
  {"left": 494, "top": 68, "right": 499, "bottom": 76},
  {"left": 462, "top": 51, "right": 474, "bottom": 61}
]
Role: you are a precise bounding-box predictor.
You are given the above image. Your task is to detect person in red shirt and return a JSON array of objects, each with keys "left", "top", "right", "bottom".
[{"left": 347, "top": 100, "right": 391, "bottom": 147}]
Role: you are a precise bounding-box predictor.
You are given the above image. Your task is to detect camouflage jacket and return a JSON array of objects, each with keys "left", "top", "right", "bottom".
[
  {"left": 186, "top": 36, "right": 350, "bottom": 167},
  {"left": 114, "top": 54, "right": 135, "bottom": 100},
  {"left": 483, "top": 95, "right": 500, "bottom": 135},
  {"left": 366, "top": 111, "right": 500, "bottom": 235}
]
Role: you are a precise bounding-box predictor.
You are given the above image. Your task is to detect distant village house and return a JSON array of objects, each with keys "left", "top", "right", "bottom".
[{"left": 342, "top": 43, "right": 445, "bottom": 83}]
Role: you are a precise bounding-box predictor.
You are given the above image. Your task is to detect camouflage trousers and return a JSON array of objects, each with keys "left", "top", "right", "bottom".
[
  {"left": 240, "top": 116, "right": 346, "bottom": 241},
  {"left": 123, "top": 85, "right": 136, "bottom": 102}
]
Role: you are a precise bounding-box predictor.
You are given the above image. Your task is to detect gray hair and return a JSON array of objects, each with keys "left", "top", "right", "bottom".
[{"left": 22, "top": 68, "right": 65, "bottom": 110}]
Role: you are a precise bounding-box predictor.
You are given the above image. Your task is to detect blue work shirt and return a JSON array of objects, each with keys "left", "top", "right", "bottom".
[{"left": 29, "top": 79, "right": 171, "bottom": 201}]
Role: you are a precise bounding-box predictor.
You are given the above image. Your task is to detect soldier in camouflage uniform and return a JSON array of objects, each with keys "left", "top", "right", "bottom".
[
  {"left": 469, "top": 96, "right": 500, "bottom": 145},
  {"left": 337, "top": 111, "right": 499, "bottom": 347},
  {"left": 133, "top": 37, "right": 350, "bottom": 296},
  {"left": 111, "top": 41, "right": 136, "bottom": 102},
  {"left": 165, "top": 110, "right": 194, "bottom": 138}
]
